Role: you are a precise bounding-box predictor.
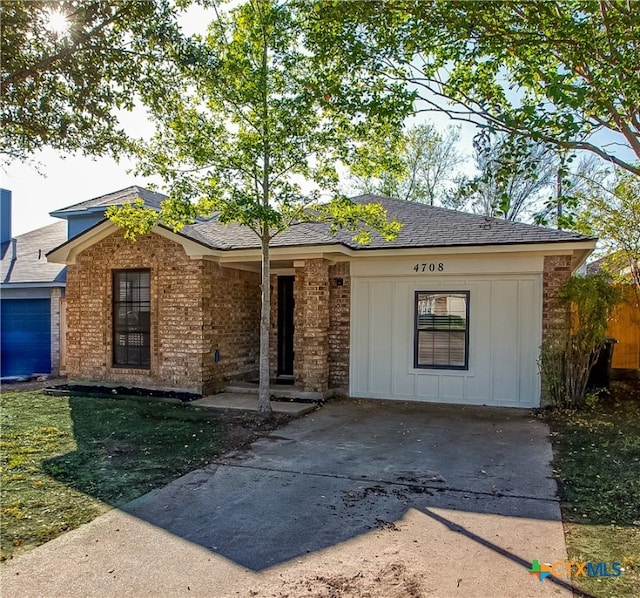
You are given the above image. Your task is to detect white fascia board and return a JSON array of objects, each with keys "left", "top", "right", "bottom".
[
  {"left": 150, "top": 227, "right": 223, "bottom": 259},
  {"left": 47, "top": 221, "right": 223, "bottom": 265},
  {"left": 344, "top": 240, "right": 596, "bottom": 259},
  {"left": 0, "top": 282, "right": 66, "bottom": 289},
  {"left": 216, "top": 239, "right": 596, "bottom": 264},
  {"left": 216, "top": 245, "right": 351, "bottom": 263}
]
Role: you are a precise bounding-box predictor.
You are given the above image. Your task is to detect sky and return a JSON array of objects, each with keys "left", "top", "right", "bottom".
[
  {"left": 2, "top": 114, "right": 161, "bottom": 236},
  {"left": 1, "top": 3, "right": 212, "bottom": 237},
  {"left": 0, "top": 1, "right": 486, "bottom": 238},
  {"left": 2, "top": 4, "right": 629, "bottom": 239}
]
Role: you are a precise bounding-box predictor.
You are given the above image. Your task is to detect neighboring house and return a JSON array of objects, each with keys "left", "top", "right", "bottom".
[
  {"left": 49, "top": 186, "right": 167, "bottom": 239},
  {"left": 0, "top": 186, "right": 167, "bottom": 379},
  {"left": 47, "top": 191, "right": 596, "bottom": 407},
  {"left": 1, "top": 190, "right": 67, "bottom": 377}
]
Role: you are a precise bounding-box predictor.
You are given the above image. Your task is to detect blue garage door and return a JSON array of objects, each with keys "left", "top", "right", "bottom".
[{"left": 1, "top": 299, "right": 51, "bottom": 377}]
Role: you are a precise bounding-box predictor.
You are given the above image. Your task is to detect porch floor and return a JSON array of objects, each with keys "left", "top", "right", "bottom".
[
  {"left": 192, "top": 392, "right": 317, "bottom": 416},
  {"left": 226, "top": 380, "right": 332, "bottom": 401}
]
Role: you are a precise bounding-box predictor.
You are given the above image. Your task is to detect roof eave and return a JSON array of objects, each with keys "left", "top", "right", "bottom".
[
  {"left": 46, "top": 219, "right": 223, "bottom": 265},
  {"left": 217, "top": 238, "right": 597, "bottom": 263},
  {"left": 0, "top": 281, "right": 66, "bottom": 288}
]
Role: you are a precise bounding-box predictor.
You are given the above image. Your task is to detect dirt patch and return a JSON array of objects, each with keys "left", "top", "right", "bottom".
[
  {"left": 215, "top": 410, "right": 294, "bottom": 454},
  {"left": 1, "top": 377, "right": 66, "bottom": 392},
  {"left": 273, "top": 562, "right": 425, "bottom": 598},
  {"left": 44, "top": 383, "right": 201, "bottom": 402}
]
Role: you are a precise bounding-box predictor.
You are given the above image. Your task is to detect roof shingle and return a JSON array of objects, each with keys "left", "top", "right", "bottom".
[
  {"left": 181, "top": 194, "right": 593, "bottom": 251},
  {"left": 1, "top": 221, "right": 67, "bottom": 285},
  {"left": 50, "top": 186, "right": 167, "bottom": 216}
]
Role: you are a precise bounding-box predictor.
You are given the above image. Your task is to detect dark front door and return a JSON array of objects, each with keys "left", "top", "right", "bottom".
[{"left": 277, "top": 276, "right": 295, "bottom": 377}]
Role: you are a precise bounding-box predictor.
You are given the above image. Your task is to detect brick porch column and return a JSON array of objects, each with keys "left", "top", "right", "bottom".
[
  {"left": 542, "top": 254, "right": 573, "bottom": 344},
  {"left": 328, "top": 262, "right": 351, "bottom": 392},
  {"left": 294, "top": 258, "right": 330, "bottom": 393}
]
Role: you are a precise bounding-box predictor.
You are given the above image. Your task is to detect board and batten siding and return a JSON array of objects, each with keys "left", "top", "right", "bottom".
[{"left": 349, "top": 253, "right": 545, "bottom": 407}]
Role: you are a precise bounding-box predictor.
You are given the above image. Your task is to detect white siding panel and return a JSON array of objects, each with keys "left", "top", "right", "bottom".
[
  {"left": 368, "top": 281, "right": 393, "bottom": 395},
  {"left": 349, "top": 270, "right": 541, "bottom": 407},
  {"left": 466, "top": 280, "right": 492, "bottom": 402},
  {"left": 391, "top": 281, "right": 415, "bottom": 397},
  {"left": 491, "top": 280, "right": 520, "bottom": 403},
  {"left": 416, "top": 374, "right": 439, "bottom": 399},
  {"left": 518, "top": 278, "right": 541, "bottom": 405},
  {"left": 440, "top": 375, "right": 465, "bottom": 400}
]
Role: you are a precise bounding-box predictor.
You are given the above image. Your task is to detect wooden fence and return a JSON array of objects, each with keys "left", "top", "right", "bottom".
[{"left": 608, "top": 285, "right": 640, "bottom": 372}]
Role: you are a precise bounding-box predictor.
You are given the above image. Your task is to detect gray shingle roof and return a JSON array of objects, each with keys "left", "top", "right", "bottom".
[
  {"left": 1, "top": 221, "right": 67, "bottom": 285},
  {"left": 46, "top": 189, "right": 594, "bottom": 261},
  {"left": 336, "top": 195, "right": 591, "bottom": 249},
  {"left": 50, "top": 186, "right": 167, "bottom": 217},
  {"left": 181, "top": 220, "right": 337, "bottom": 250},
  {"left": 181, "top": 194, "right": 593, "bottom": 251}
]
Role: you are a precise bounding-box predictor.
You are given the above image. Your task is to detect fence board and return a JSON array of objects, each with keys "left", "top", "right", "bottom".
[{"left": 608, "top": 286, "right": 640, "bottom": 371}]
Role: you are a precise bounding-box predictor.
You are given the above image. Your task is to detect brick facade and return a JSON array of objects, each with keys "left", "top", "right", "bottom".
[
  {"left": 268, "top": 262, "right": 350, "bottom": 394},
  {"left": 199, "top": 259, "right": 261, "bottom": 393},
  {"left": 542, "top": 254, "right": 573, "bottom": 344},
  {"left": 328, "top": 262, "right": 350, "bottom": 392},
  {"left": 65, "top": 231, "right": 260, "bottom": 394},
  {"left": 50, "top": 287, "right": 63, "bottom": 376},
  {"left": 65, "top": 230, "right": 571, "bottom": 400},
  {"left": 294, "top": 259, "right": 330, "bottom": 393}
]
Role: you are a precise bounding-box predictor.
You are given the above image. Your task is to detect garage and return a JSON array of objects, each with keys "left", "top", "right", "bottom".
[
  {"left": 349, "top": 252, "right": 543, "bottom": 407},
  {"left": 1, "top": 298, "right": 51, "bottom": 377}
]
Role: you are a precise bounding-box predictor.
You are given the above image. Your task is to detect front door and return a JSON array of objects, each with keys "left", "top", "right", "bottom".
[{"left": 277, "top": 276, "right": 295, "bottom": 378}]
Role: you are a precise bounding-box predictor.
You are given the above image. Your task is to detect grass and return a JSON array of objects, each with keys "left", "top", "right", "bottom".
[
  {"left": 0, "top": 390, "right": 287, "bottom": 561},
  {"left": 546, "top": 381, "right": 640, "bottom": 598}
]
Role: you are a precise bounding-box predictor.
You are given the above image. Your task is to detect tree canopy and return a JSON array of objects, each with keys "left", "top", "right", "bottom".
[
  {"left": 350, "top": 123, "right": 465, "bottom": 205},
  {"left": 1, "top": 0, "right": 181, "bottom": 162},
  {"left": 306, "top": 0, "right": 640, "bottom": 176},
  {"left": 575, "top": 171, "right": 640, "bottom": 289},
  {"left": 109, "top": 0, "right": 405, "bottom": 415},
  {"left": 447, "top": 134, "right": 557, "bottom": 222}
]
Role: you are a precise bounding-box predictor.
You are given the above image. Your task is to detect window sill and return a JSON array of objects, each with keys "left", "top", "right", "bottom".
[{"left": 109, "top": 366, "right": 151, "bottom": 374}]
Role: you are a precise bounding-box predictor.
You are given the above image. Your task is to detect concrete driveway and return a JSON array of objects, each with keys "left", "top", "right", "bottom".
[{"left": 1, "top": 399, "right": 573, "bottom": 597}]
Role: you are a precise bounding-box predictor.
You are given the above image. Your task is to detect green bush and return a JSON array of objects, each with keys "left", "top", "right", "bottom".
[{"left": 539, "top": 274, "right": 621, "bottom": 408}]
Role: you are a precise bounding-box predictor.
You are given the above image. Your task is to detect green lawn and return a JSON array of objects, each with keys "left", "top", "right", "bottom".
[
  {"left": 0, "top": 390, "right": 285, "bottom": 561},
  {"left": 547, "top": 382, "right": 640, "bottom": 598}
]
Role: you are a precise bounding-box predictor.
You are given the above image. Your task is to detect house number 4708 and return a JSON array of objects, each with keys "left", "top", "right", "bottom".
[{"left": 413, "top": 262, "right": 444, "bottom": 273}]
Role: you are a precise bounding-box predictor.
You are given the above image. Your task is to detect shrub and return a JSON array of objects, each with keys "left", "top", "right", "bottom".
[{"left": 540, "top": 274, "right": 621, "bottom": 408}]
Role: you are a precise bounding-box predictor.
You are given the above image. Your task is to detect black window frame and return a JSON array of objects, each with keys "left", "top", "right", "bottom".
[
  {"left": 414, "top": 290, "right": 470, "bottom": 370},
  {"left": 112, "top": 269, "right": 151, "bottom": 369}
]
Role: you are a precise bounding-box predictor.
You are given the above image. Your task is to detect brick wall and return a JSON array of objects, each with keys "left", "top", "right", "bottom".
[
  {"left": 200, "top": 260, "right": 261, "bottom": 394},
  {"left": 294, "top": 259, "right": 330, "bottom": 392},
  {"left": 50, "top": 287, "right": 63, "bottom": 376},
  {"left": 328, "top": 262, "right": 350, "bottom": 391},
  {"left": 65, "top": 230, "right": 260, "bottom": 394},
  {"left": 542, "top": 254, "right": 573, "bottom": 344}
]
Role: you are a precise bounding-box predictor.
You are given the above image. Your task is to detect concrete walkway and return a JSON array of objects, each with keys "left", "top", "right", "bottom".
[
  {"left": 1, "top": 399, "right": 573, "bottom": 597},
  {"left": 192, "top": 392, "right": 317, "bottom": 415}
]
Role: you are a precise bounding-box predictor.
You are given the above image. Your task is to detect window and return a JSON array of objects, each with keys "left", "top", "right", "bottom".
[
  {"left": 414, "top": 291, "right": 469, "bottom": 370},
  {"left": 113, "top": 270, "right": 151, "bottom": 368}
]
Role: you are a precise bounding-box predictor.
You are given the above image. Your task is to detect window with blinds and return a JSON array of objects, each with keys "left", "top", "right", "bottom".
[
  {"left": 414, "top": 291, "right": 469, "bottom": 370},
  {"left": 112, "top": 270, "right": 151, "bottom": 368}
]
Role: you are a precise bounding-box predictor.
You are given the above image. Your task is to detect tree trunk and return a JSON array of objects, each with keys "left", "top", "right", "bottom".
[{"left": 257, "top": 227, "right": 273, "bottom": 417}]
